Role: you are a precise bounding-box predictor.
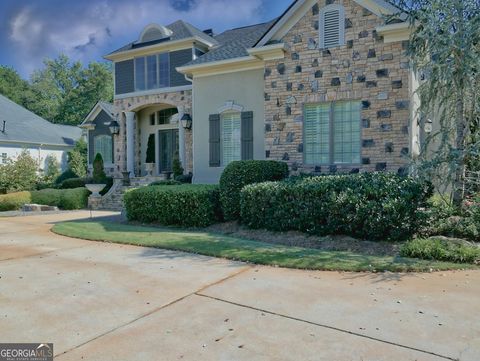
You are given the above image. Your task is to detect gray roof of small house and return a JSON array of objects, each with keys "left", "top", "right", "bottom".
[
  {"left": 108, "top": 20, "right": 218, "bottom": 56},
  {"left": 0, "top": 94, "right": 82, "bottom": 147},
  {"left": 183, "top": 20, "right": 276, "bottom": 67}
]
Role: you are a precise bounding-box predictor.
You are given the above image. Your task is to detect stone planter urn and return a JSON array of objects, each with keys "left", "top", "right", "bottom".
[
  {"left": 122, "top": 171, "right": 131, "bottom": 186},
  {"left": 85, "top": 184, "right": 106, "bottom": 197},
  {"left": 145, "top": 163, "right": 155, "bottom": 176}
]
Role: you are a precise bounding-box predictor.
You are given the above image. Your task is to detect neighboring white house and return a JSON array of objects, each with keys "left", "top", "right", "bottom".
[{"left": 0, "top": 94, "right": 83, "bottom": 172}]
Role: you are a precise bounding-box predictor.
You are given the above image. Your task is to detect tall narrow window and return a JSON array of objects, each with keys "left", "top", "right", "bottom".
[
  {"left": 319, "top": 5, "right": 345, "bottom": 49},
  {"left": 221, "top": 112, "right": 241, "bottom": 166},
  {"left": 333, "top": 102, "right": 361, "bottom": 164},
  {"left": 304, "top": 103, "right": 330, "bottom": 165},
  {"left": 304, "top": 101, "right": 360, "bottom": 165},
  {"left": 134, "top": 58, "right": 145, "bottom": 91},
  {"left": 146, "top": 55, "right": 158, "bottom": 89},
  {"left": 94, "top": 135, "right": 113, "bottom": 164},
  {"left": 158, "top": 53, "right": 170, "bottom": 88}
]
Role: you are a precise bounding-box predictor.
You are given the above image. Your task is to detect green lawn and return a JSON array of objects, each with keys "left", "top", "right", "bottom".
[{"left": 52, "top": 221, "right": 478, "bottom": 272}]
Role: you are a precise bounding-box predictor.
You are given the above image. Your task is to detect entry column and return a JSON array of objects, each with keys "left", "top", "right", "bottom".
[{"left": 125, "top": 111, "right": 135, "bottom": 176}]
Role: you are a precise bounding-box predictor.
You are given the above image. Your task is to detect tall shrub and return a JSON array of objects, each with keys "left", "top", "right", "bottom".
[
  {"left": 219, "top": 160, "right": 289, "bottom": 221},
  {"left": 43, "top": 154, "right": 60, "bottom": 183},
  {"left": 68, "top": 139, "right": 87, "bottom": 178},
  {"left": 145, "top": 134, "right": 155, "bottom": 163},
  {"left": 92, "top": 153, "right": 106, "bottom": 183}
]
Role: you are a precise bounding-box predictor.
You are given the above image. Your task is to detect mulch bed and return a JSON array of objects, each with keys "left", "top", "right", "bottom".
[{"left": 206, "top": 221, "right": 402, "bottom": 256}]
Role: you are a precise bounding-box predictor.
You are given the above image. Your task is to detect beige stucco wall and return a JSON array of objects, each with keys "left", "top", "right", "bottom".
[{"left": 192, "top": 68, "right": 265, "bottom": 184}]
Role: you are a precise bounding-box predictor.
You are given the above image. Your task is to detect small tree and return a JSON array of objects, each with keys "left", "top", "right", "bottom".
[
  {"left": 92, "top": 153, "right": 106, "bottom": 183},
  {"left": 145, "top": 134, "right": 155, "bottom": 163},
  {"left": 43, "top": 155, "right": 60, "bottom": 183},
  {"left": 0, "top": 150, "right": 38, "bottom": 192},
  {"left": 172, "top": 152, "right": 184, "bottom": 179},
  {"left": 68, "top": 139, "right": 87, "bottom": 178},
  {"left": 391, "top": 0, "right": 480, "bottom": 205}
]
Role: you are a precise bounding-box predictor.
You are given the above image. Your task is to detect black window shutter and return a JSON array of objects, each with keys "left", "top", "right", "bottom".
[
  {"left": 241, "top": 111, "right": 254, "bottom": 160},
  {"left": 209, "top": 114, "right": 221, "bottom": 167}
]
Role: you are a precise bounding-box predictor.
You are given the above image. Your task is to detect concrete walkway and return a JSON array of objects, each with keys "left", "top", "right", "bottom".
[{"left": 0, "top": 211, "right": 478, "bottom": 361}]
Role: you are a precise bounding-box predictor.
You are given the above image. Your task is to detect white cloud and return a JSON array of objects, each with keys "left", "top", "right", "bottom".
[{"left": 7, "top": 0, "right": 266, "bottom": 76}]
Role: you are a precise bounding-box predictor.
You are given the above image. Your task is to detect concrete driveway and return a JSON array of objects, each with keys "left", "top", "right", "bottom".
[{"left": 0, "top": 211, "right": 478, "bottom": 361}]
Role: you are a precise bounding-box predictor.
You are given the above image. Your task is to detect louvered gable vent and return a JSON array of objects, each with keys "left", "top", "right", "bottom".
[{"left": 320, "top": 5, "right": 345, "bottom": 49}]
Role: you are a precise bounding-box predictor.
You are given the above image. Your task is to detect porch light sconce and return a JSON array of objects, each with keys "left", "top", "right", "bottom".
[
  {"left": 109, "top": 120, "right": 120, "bottom": 135},
  {"left": 181, "top": 114, "right": 192, "bottom": 130}
]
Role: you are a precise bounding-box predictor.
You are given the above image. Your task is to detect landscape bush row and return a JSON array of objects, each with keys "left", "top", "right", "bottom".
[
  {"left": 0, "top": 187, "right": 90, "bottom": 211},
  {"left": 124, "top": 161, "right": 433, "bottom": 242},
  {"left": 240, "top": 172, "right": 432, "bottom": 241}
]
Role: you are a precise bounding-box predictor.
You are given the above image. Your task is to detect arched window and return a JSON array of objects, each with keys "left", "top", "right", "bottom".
[
  {"left": 319, "top": 5, "right": 345, "bottom": 49},
  {"left": 94, "top": 135, "right": 113, "bottom": 164},
  {"left": 221, "top": 111, "right": 241, "bottom": 166}
]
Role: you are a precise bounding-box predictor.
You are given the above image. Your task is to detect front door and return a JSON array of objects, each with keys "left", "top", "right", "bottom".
[{"left": 158, "top": 129, "right": 179, "bottom": 172}]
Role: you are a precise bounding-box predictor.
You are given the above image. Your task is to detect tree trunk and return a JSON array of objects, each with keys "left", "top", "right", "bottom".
[{"left": 452, "top": 95, "right": 466, "bottom": 206}]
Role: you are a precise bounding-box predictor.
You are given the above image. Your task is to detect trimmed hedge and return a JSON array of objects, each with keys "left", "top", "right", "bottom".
[
  {"left": 0, "top": 191, "right": 32, "bottom": 211},
  {"left": 124, "top": 185, "right": 221, "bottom": 227},
  {"left": 240, "top": 172, "right": 432, "bottom": 241},
  {"left": 60, "top": 177, "right": 86, "bottom": 189},
  {"left": 219, "top": 160, "right": 289, "bottom": 221},
  {"left": 149, "top": 180, "right": 182, "bottom": 186},
  {"left": 31, "top": 188, "right": 90, "bottom": 210},
  {"left": 0, "top": 188, "right": 89, "bottom": 211}
]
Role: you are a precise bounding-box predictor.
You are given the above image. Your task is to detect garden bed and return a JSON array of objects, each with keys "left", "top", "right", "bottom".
[{"left": 51, "top": 220, "right": 479, "bottom": 272}]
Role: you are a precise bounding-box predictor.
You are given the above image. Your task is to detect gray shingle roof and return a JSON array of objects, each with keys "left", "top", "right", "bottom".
[
  {"left": 0, "top": 95, "right": 82, "bottom": 147},
  {"left": 182, "top": 20, "right": 276, "bottom": 67},
  {"left": 108, "top": 20, "right": 218, "bottom": 56}
]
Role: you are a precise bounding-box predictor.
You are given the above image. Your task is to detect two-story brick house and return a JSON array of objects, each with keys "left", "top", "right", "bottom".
[{"left": 84, "top": 0, "right": 420, "bottom": 184}]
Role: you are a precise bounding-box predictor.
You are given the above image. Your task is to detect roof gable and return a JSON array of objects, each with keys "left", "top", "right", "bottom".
[
  {"left": 255, "top": 0, "right": 404, "bottom": 47},
  {"left": 0, "top": 95, "right": 82, "bottom": 147}
]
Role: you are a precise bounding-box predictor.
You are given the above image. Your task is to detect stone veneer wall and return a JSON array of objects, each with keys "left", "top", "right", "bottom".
[
  {"left": 113, "top": 90, "right": 193, "bottom": 177},
  {"left": 264, "top": 0, "right": 411, "bottom": 174}
]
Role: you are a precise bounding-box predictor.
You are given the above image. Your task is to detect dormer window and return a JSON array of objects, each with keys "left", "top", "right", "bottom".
[
  {"left": 319, "top": 5, "right": 345, "bottom": 49},
  {"left": 138, "top": 24, "right": 173, "bottom": 44}
]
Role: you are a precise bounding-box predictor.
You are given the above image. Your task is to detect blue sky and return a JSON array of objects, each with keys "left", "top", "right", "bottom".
[{"left": 0, "top": 0, "right": 292, "bottom": 79}]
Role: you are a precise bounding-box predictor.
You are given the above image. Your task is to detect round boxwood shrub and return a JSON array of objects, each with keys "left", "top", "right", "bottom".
[
  {"left": 60, "top": 177, "right": 86, "bottom": 189},
  {"left": 219, "top": 160, "right": 289, "bottom": 221},
  {"left": 55, "top": 169, "right": 78, "bottom": 185},
  {"left": 240, "top": 172, "right": 432, "bottom": 241},
  {"left": 124, "top": 185, "right": 221, "bottom": 227}
]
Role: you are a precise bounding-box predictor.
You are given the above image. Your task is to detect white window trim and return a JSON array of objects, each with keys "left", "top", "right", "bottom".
[{"left": 319, "top": 4, "right": 345, "bottom": 49}]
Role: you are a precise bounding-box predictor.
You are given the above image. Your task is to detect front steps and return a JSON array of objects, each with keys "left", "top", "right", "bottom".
[{"left": 93, "top": 176, "right": 167, "bottom": 211}]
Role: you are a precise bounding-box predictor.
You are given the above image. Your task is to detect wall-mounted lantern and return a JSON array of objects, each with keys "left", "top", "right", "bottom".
[
  {"left": 109, "top": 120, "right": 120, "bottom": 135},
  {"left": 180, "top": 114, "right": 192, "bottom": 130}
]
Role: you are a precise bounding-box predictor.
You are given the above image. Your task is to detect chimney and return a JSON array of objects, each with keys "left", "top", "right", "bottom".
[{"left": 203, "top": 29, "right": 213, "bottom": 36}]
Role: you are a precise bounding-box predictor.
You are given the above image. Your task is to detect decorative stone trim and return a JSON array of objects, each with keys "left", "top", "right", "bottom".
[{"left": 217, "top": 101, "right": 244, "bottom": 114}]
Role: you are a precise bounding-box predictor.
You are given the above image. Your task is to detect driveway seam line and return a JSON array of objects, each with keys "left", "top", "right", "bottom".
[
  {"left": 55, "top": 266, "right": 252, "bottom": 358},
  {"left": 195, "top": 293, "right": 458, "bottom": 361}
]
